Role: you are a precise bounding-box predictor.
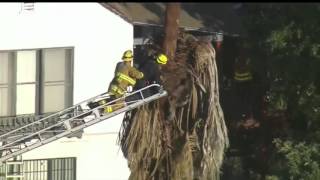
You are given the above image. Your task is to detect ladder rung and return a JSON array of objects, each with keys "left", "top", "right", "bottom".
[
  {"left": 6, "top": 175, "right": 24, "bottom": 178},
  {"left": 5, "top": 161, "right": 23, "bottom": 165}
]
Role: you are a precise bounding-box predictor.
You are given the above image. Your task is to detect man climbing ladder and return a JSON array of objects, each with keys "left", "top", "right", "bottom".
[{"left": 98, "top": 50, "right": 144, "bottom": 114}]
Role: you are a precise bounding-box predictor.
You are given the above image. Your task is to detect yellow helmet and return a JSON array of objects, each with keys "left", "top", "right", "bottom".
[
  {"left": 156, "top": 54, "right": 168, "bottom": 65},
  {"left": 122, "top": 50, "right": 133, "bottom": 61}
]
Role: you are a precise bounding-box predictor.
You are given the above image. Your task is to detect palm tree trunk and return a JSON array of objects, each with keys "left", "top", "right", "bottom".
[
  {"left": 161, "top": 4, "right": 181, "bottom": 178},
  {"left": 163, "top": 3, "right": 181, "bottom": 62}
]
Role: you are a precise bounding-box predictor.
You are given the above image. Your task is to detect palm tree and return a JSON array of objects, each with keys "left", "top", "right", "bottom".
[{"left": 118, "top": 3, "right": 229, "bottom": 180}]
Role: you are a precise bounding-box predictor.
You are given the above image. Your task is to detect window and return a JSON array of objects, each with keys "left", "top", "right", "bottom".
[
  {"left": 0, "top": 52, "right": 14, "bottom": 116},
  {"left": 0, "top": 157, "right": 76, "bottom": 180},
  {"left": 41, "top": 49, "right": 73, "bottom": 114},
  {"left": 16, "top": 50, "right": 37, "bottom": 115},
  {"left": 0, "top": 48, "right": 73, "bottom": 117}
]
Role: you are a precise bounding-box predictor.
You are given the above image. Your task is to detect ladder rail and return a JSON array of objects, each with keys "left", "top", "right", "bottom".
[
  {"left": 0, "top": 84, "right": 160, "bottom": 140},
  {"left": 0, "top": 84, "right": 162, "bottom": 149},
  {"left": 0, "top": 91, "right": 109, "bottom": 140},
  {"left": 0, "top": 89, "right": 167, "bottom": 163},
  {"left": 0, "top": 100, "right": 131, "bottom": 150}
]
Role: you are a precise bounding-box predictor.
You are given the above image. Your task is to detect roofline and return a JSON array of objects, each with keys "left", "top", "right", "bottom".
[
  {"left": 133, "top": 22, "right": 240, "bottom": 37},
  {"left": 99, "top": 3, "right": 133, "bottom": 24},
  {"left": 100, "top": 3, "right": 240, "bottom": 37}
]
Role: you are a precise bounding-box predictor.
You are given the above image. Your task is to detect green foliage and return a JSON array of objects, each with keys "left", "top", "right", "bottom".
[
  {"left": 223, "top": 3, "right": 320, "bottom": 179},
  {"left": 265, "top": 175, "right": 280, "bottom": 180},
  {"left": 269, "top": 139, "right": 320, "bottom": 180},
  {"left": 242, "top": 3, "right": 320, "bottom": 138}
]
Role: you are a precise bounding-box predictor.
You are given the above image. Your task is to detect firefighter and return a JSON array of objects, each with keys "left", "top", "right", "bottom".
[
  {"left": 139, "top": 53, "right": 167, "bottom": 85},
  {"left": 99, "top": 50, "right": 144, "bottom": 114},
  {"left": 234, "top": 50, "right": 253, "bottom": 83},
  {"left": 133, "top": 52, "right": 168, "bottom": 98},
  {"left": 233, "top": 47, "right": 254, "bottom": 119}
]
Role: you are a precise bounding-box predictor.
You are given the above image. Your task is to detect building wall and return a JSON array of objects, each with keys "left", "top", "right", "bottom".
[
  {"left": 0, "top": 3, "right": 132, "bottom": 180},
  {"left": 23, "top": 132, "right": 128, "bottom": 180}
]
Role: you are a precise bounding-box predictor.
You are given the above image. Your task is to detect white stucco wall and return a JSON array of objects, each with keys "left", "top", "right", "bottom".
[
  {"left": 23, "top": 133, "right": 128, "bottom": 180},
  {"left": 0, "top": 3, "right": 132, "bottom": 180}
]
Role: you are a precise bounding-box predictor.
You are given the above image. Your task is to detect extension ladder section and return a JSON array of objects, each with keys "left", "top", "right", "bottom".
[{"left": 0, "top": 84, "right": 167, "bottom": 164}]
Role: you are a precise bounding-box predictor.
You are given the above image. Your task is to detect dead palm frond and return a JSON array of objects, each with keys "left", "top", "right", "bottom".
[{"left": 118, "top": 32, "right": 228, "bottom": 180}]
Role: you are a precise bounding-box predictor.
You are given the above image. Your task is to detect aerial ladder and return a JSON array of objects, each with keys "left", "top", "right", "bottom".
[{"left": 0, "top": 84, "right": 167, "bottom": 169}]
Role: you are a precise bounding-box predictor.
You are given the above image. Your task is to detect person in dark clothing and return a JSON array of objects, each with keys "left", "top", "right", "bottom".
[
  {"left": 126, "top": 52, "right": 168, "bottom": 102},
  {"left": 138, "top": 53, "right": 167, "bottom": 89}
]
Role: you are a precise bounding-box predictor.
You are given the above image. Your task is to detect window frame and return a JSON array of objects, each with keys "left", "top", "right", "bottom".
[
  {"left": 0, "top": 47, "right": 74, "bottom": 117},
  {"left": 0, "top": 157, "right": 77, "bottom": 180},
  {"left": 0, "top": 52, "right": 16, "bottom": 116},
  {"left": 39, "top": 48, "right": 74, "bottom": 114}
]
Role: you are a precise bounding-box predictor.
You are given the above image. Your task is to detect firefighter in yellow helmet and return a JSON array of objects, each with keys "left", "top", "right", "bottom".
[
  {"left": 131, "top": 52, "right": 168, "bottom": 100},
  {"left": 156, "top": 53, "right": 168, "bottom": 65},
  {"left": 99, "top": 50, "right": 144, "bottom": 114}
]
